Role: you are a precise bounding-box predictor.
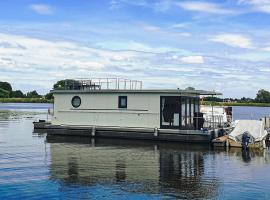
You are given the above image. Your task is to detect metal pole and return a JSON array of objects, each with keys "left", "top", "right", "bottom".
[{"left": 211, "top": 94, "right": 214, "bottom": 130}]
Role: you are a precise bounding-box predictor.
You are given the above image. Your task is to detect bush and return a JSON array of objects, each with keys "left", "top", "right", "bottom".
[
  {"left": 53, "top": 79, "right": 80, "bottom": 90},
  {"left": 11, "top": 90, "right": 25, "bottom": 98},
  {"left": 0, "top": 88, "right": 9, "bottom": 98},
  {"left": 255, "top": 89, "right": 270, "bottom": 103},
  {"left": 0, "top": 81, "right": 12, "bottom": 92},
  {"left": 45, "top": 92, "right": 54, "bottom": 100},
  {"left": 26, "top": 90, "right": 41, "bottom": 98}
]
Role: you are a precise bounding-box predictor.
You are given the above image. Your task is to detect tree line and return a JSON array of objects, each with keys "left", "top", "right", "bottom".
[
  {"left": 0, "top": 80, "right": 74, "bottom": 100},
  {"left": 0, "top": 81, "right": 53, "bottom": 99},
  {"left": 203, "top": 89, "right": 270, "bottom": 103}
]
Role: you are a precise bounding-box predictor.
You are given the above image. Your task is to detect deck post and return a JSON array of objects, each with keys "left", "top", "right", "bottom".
[
  {"left": 226, "top": 139, "right": 229, "bottom": 147},
  {"left": 211, "top": 94, "right": 214, "bottom": 130},
  {"left": 91, "top": 126, "right": 96, "bottom": 137},
  {"left": 154, "top": 127, "right": 158, "bottom": 137}
]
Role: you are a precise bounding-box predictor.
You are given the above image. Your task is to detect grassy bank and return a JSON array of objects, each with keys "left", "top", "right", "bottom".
[
  {"left": 202, "top": 101, "right": 270, "bottom": 107},
  {"left": 0, "top": 98, "right": 53, "bottom": 103}
]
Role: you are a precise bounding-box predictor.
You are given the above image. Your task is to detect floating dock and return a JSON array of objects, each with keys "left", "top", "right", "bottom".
[{"left": 34, "top": 122, "right": 212, "bottom": 143}]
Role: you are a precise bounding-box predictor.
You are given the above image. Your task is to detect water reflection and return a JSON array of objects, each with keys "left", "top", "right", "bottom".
[
  {"left": 66, "top": 157, "right": 79, "bottom": 184},
  {"left": 226, "top": 147, "right": 270, "bottom": 164},
  {"left": 46, "top": 136, "right": 219, "bottom": 198},
  {"left": 159, "top": 147, "right": 218, "bottom": 199},
  {"left": 242, "top": 149, "right": 251, "bottom": 163},
  {"left": 115, "top": 159, "right": 126, "bottom": 182}
]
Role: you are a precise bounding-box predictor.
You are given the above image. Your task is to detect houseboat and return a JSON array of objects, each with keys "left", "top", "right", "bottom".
[{"left": 43, "top": 78, "right": 222, "bottom": 143}]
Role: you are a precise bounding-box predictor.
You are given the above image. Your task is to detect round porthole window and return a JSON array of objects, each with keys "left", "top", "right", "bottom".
[{"left": 71, "top": 96, "right": 81, "bottom": 108}]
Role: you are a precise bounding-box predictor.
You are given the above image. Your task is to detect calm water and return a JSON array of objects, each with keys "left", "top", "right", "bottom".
[
  {"left": 233, "top": 106, "right": 270, "bottom": 120},
  {"left": 1, "top": 103, "right": 270, "bottom": 199}
]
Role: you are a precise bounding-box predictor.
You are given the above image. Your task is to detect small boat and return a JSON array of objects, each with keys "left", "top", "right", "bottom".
[{"left": 228, "top": 120, "right": 268, "bottom": 149}]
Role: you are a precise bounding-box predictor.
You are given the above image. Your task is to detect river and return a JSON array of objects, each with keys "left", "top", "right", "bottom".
[{"left": 0, "top": 103, "right": 270, "bottom": 199}]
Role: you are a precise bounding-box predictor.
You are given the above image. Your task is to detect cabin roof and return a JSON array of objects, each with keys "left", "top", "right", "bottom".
[{"left": 51, "top": 89, "right": 222, "bottom": 96}]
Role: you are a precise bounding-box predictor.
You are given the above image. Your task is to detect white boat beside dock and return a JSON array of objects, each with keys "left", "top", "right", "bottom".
[
  {"left": 228, "top": 120, "right": 268, "bottom": 149},
  {"left": 212, "top": 119, "right": 270, "bottom": 149}
]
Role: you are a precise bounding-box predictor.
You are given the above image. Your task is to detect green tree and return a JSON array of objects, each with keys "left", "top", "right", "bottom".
[
  {"left": 203, "top": 96, "right": 223, "bottom": 102},
  {"left": 185, "top": 87, "right": 195, "bottom": 90},
  {"left": 255, "top": 89, "right": 270, "bottom": 103},
  {"left": 11, "top": 90, "right": 25, "bottom": 98},
  {"left": 0, "top": 81, "right": 12, "bottom": 92},
  {"left": 53, "top": 79, "right": 80, "bottom": 90},
  {"left": 45, "top": 92, "right": 54, "bottom": 100},
  {"left": 26, "top": 90, "right": 41, "bottom": 98},
  {"left": 0, "top": 88, "right": 10, "bottom": 98}
]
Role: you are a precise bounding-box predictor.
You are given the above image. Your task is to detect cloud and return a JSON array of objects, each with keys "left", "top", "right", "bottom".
[
  {"left": 262, "top": 46, "right": 270, "bottom": 51},
  {"left": 180, "top": 56, "right": 204, "bottom": 64},
  {"left": 96, "top": 40, "right": 188, "bottom": 54},
  {"left": 170, "top": 55, "right": 205, "bottom": 64},
  {"left": 0, "top": 33, "right": 212, "bottom": 94},
  {"left": 29, "top": 4, "right": 53, "bottom": 15},
  {"left": 177, "top": 1, "right": 236, "bottom": 15},
  {"left": 238, "top": 0, "right": 270, "bottom": 14},
  {"left": 0, "top": 32, "right": 269, "bottom": 97},
  {"left": 141, "top": 24, "right": 191, "bottom": 37},
  {"left": 153, "top": 0, "right": 174, "bottom": 12},
  {"left": 0, "top": 33, "right": 147, "bottom": 92},
  {"left": 109, "top": 0, "right": 149, "bottom": 10},
  {"left": 0, "top": 33, "right": 142, "bottom": 77},
  {"left": 171, "top": 23, "right": 189, "bottom": 29},
  {"left": 143, "top": 25, "right": 161, "bottom": 32},
  {"left": 210, "top": 33, "right": 253, "bottom": 48}
]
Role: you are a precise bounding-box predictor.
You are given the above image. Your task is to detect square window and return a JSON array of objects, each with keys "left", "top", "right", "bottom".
[{"left": 118, "top": 96, "right": 127, "bottom": 108}]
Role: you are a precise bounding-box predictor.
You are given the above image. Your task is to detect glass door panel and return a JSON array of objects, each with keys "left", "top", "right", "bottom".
[
  {"left": 160, "top": 96, "right": 180, "bottom": 129},
  {"left": 190, "top": 98, "right": 194, "bottom": 125},
  {"left": 186, "top": 98, "right": 190, "bottom": 125},
  {"left": 181, "top": 98, "right": 186, "bottom": 127}
]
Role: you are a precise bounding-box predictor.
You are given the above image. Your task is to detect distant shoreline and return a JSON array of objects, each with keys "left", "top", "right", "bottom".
[
  {"left": 0, "top": 98, "right": 53, "bottom": 103},
  {"left": 202, "top": 101, "right": 270, "bottom": 107}
]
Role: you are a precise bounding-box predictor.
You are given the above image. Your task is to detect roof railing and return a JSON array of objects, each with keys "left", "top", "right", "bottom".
[{"left": 61, "top": 78, "right": 143, "bottom": 90}]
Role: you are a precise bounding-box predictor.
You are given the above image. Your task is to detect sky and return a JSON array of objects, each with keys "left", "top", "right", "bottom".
[{"left": 0, "top": 0, "right": 270, "bottom": 98}]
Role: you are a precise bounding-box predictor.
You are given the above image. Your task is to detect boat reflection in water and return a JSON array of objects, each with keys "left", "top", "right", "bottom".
[
  {"left": 46, "top": 136, "right": 219, "bottom": 199},
  {"left": 46, "top": 136, "right": 270, "bottom": 199}
]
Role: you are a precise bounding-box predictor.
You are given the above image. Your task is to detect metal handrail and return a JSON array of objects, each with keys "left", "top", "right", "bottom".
[{"left": 62, "top": 78, "right": 143, "bottom": 90}]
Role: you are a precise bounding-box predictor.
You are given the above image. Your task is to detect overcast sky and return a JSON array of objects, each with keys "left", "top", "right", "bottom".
[{"left": 0, "top": 0, "right": 270, "bottom": 97}]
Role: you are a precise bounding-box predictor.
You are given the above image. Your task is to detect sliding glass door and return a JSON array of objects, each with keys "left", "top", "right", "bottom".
[
  {"left": 160, "top": 96, "right": 181, "bottom": 129},
  {"left": 160, "top": 96, "right": 200, "bottom": 130}
]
